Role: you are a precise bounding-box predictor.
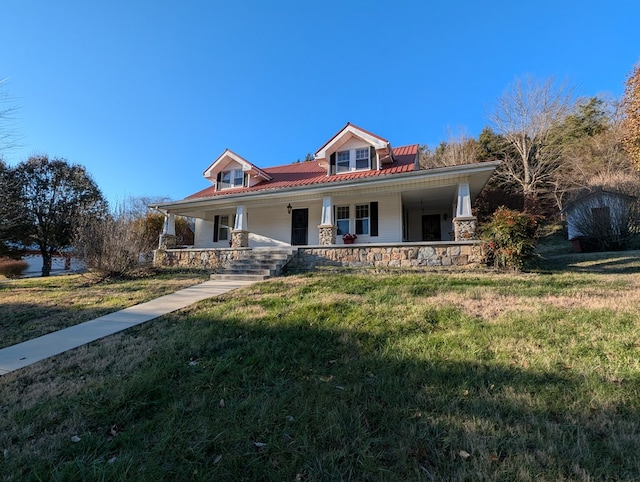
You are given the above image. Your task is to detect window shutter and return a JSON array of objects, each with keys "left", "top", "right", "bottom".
[
  {"left": 216, "top": 172, "right": 222, "bottom": 190},
  {"left": 244, "top": 173, "right": 250, "bottom": 187},
  {"left": 370, "top": 146, "right": 377, "bottom": 170},
  {"left": 213, "top": 215, "right": 220, "bottom": 242},
  {"left": 329, "top": 152, "right": 336, "bottom": 175},
  {"left": 370, "top": 202, "right": 378, "bottom": 237}
]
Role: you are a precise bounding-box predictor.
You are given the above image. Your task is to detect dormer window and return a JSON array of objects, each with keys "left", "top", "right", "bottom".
[
  {"left": 219, "top": 169, "right": 244, "bottom": 190},
  {"left": 336, "top": 148, "right": 371, "bottom": 173}
]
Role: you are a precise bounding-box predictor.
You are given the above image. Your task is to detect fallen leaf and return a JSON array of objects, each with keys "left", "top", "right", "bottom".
[
  {"left": 213, "top": 454, "right": 222, "bottom": 464},
  {"left": 219, "top": 399, "right": 225, "bottom": 408},
  {"left": 285, "top": 415, "right": 294, "bottom": 422},
  {"left": 254, "top": 441, "right": 267, "bottom": 448},
  {"left": 459, "top": 449, "right": 471, "bottom": 459},
  {"left": 107, "top": 456, "right": 117, "bottom": 464},
  {"left": 320, "top": 375, "right": 333, "bottom": 382},
  {"left": 71, "top": 435, "right": 81, "bottom": 443}
]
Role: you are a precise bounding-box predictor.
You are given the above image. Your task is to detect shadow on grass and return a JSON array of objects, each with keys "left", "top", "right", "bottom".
[
  {"left": 4, "top": 304, "right": 638, "bottom": 481},
  {"left": 0, "top": 302, "right": 116, "bottom": 350},
  {"left": 537, "top": 249, "right": 640, "bottom": 274}
]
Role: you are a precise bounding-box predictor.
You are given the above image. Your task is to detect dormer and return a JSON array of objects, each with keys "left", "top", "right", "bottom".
[
  {"left": 203, "top": 149, "right": 272, "bottom": 191},
  {"left": 314, "top": 123, "right": 395, "bottom": 176}
]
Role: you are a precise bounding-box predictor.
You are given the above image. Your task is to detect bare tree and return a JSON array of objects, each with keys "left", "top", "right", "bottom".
[
  {"left": 419, "top": 128, "right": 480, "bottom": 169},
  {"left": 0, "top": 78, "right": 20, "bottom": 156},
  {"left": 621, "top": 62, "right": 640, "bottom": 169},
  {"left": 489, "top": 76, "right": 574, "bottom": 211}
]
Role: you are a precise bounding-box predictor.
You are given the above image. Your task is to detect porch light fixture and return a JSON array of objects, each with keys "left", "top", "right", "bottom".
[{"left": 287, "top": 203, "right": 292, "bottom": 214}]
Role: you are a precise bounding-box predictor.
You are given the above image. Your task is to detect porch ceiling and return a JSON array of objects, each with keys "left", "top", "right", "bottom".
[{"left": 402, "top": 185, "right": 455, "bottom": 210}]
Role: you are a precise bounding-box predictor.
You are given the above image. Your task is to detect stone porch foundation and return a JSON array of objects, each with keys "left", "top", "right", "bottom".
[
  {"left": 289, "top": 242, "right": 486, "bottom": 270},
  {"left": 154, "top": 247, "right": 249, "bottom": 270},
  {"left": 154, "top": 242, "right": 486, "bottom": 271}
]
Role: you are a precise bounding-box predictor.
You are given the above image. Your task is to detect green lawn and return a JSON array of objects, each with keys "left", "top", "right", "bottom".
[{"left": 1, "top": 256, "right": 640, "bottom": 481}]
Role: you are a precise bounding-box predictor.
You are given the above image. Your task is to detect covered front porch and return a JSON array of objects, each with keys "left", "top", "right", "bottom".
[{"left": 154, "top": 163, "right": 496, "bottom": 250}]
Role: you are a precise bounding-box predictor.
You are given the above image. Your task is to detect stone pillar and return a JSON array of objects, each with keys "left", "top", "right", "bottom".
[
  {"left": 231, "top": 230, "right": 249, "bottom": 248},
  {"left": 453, "top": 182, "right": 477, "bottom": 240},
  {"left": 453, "top": 217, "right": 477, "bottom": 240},
  {"left": 230, "top": 205, "right": 249, "bottom": 247},
  {"left": 158, "top": 234, "right": 177, "bottom": 249},
  {"left": 158, "top": 212, "right": 177, "bottom": 248},
  {"left": 318, "top": 225, "right": 337, "bottom": 245}
]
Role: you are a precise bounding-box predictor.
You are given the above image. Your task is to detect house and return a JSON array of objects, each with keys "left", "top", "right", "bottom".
[
  {"left": 153, "top": 123, "right": 499, "bottom": 270},
  {"left": 562, "top": 187, "right": 638, "bottom": 252}
]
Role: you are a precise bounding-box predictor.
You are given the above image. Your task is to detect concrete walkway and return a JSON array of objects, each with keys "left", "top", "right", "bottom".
[{"left": 0, "top": 279, "right": 255, "bottom": 375}]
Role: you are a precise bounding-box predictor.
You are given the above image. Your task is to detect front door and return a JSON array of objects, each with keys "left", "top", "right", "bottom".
[
  {"left": 291, "top": 208, "right": 308, "bottom": 245},
  {"left": 422, "top": 214, "right": 441, "bottom": 241}
]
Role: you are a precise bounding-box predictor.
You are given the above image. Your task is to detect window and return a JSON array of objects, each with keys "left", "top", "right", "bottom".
[
  {"left": 337, "top": 151, "right": 350, "bottom": 173},
  {"left": 219, "top": 169, "right": 244, "bottom": 189},
  {"left": 355, "top": 148, "right": 369, "bottom": 170},
  {"left": 355, "top": 204, "right": 369, "bottom": 235},
  {"left": 335, "top": 148, "right": 371, "bottom": 173},
  {"left": 336, "top": 206, "right": 350, "bottom": 235},
  {"left": 219, "top": 215, "right": 229, "bottom": 241}
]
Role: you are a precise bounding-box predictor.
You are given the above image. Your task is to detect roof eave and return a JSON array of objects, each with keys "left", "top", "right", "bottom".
[{"left": 152, "top": 161, "right": 501, "bottom": 211}]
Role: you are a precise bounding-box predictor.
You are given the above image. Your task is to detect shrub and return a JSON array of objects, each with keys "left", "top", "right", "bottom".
[
  {"left": 481, "top": 207, "right": 539, "bottom": 270},
  {"left": 74, "top": 209, "right": 155, "bottom": 278},
  {"left": 0, "top": 258, "right": 28, "bottom": 278}
]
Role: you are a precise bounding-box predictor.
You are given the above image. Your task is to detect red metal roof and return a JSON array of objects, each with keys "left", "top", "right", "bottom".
[{"left": 185, "top": 144, "right": 419, "bottom": 200}]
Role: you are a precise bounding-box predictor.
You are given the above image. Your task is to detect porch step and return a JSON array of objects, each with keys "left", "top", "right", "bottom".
[
  {"left": 210, "top": 273, "right": 269, "bottom": 281},
  {"left": 211, "top": 248, "right": 297, "bottom": 281}
]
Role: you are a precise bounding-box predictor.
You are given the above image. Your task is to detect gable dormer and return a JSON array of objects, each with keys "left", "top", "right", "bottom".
[
  {"left": 314, "top": 123, "right": 395, "bottom": 176},
  {"left": 203, "top": 149, "right": 272, "bottom": 191}
]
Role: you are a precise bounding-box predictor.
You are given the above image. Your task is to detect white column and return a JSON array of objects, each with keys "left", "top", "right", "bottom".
[
  {"left": 234, "top": 205, "right": 248, "bottom": 231},
  {"left": 455, "top": 183, "right": 472, "bottom": 218},
  {"left": 320, "top": 196, "right": 333, "bottom": 225},
  {"left": 163, "top": 213, "right": 176, "bottom": 235}
]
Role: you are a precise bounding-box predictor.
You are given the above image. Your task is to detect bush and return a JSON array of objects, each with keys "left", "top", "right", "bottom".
[
  {"left": 0, "top": 258, "right": 28, "bottom": 278},
  {"left": 481, "top": 207, "right": 539, "bottom": 270},
  {"left": 74, "top": 210, "right": 155, "bottom": 278}
]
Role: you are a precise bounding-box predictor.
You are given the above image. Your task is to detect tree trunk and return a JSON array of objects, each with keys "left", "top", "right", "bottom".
[{"left": 41, "top": 251, "right": 52, "bottom": 277}]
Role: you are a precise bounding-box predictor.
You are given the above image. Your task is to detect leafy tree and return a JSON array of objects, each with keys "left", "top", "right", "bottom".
[
  {"left": 546, "top": 97, "right": 630, "bottom": 211},
  {"left": 489, "top": 76, "right": 574, "bottom": 212},
  {"left": 0, "top": 160, "right": 29, "bottom": 257},
  {"left": 622, "top": 63, "right": 640, "bottom": 169},
  {"left": 15, "top": 155, "right": 106, "bottom": 276}
]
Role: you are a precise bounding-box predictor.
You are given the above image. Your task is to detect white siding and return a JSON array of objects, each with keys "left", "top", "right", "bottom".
[
  {"left": 248, "top": 201, "right": 323, "bottom": 245},
  {"left": 332, "top": 193, "right": 402, "bottom": 244},
  {"left": 191, "top": 193, "right": 406, "bottom": 247},
  {"left": 194, "top": 219, "right": 215, "bottom": 247}
]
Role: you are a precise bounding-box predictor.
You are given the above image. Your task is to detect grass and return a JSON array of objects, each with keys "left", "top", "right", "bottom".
[
  {"left": 0, "top": 270, "right": 209, "bottom": 349},
  {"left": 1, "top": 255, "right": 640, "bottom": 480}
]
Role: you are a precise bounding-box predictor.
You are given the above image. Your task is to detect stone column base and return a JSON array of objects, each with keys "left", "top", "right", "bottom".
[
  {"left": 231, "top": 230, "right": 249, "bottom": 248},
  {"left": 453, "top": 216, "right": 477, "bottom": 241},
  {"left": 318, "top": 224, "right": 337, "bottom": 245},
  {"left": 159, "top": 234, "right": 177, "bottom": 249}
]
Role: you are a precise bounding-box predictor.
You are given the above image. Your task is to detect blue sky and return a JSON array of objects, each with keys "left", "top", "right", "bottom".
[{"left": 1, "top": 1, "right": 639, "bottom": 205}]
